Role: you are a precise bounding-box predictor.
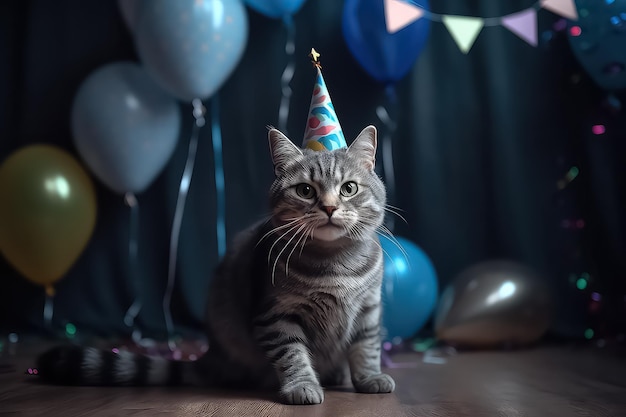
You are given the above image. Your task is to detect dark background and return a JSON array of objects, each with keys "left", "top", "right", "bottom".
[{"left": 1, "top": 0, "right": 624, "bottom": 342}]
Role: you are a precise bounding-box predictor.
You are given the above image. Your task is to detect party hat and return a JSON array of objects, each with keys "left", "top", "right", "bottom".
[{"left": 302, "top": 48, "right": 347, "bottom": 151}]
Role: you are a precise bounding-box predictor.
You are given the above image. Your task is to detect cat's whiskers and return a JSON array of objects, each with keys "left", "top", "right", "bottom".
[
  {"left": 375, "top": 224, "right": 409, "bottom": 263},
  {"left": 298, "top": 224, "right": 315, "bottom": 258},
  {"left": 377, "top": 223, "right": 401, "bottom": 245},
  {"left": 267, "top": 221, "right": 303, "bottom": 267},
  {"left": 384, "top": 204, "right": 408, "bottom": 224},
  {"left": 345, "top": 222, "right": 364, "bottom": 240},
  {"left": 344, "top": 211, "right": 409, "bottom": 264},
  {"left": 284, "top": 223, "right": 313, "bottom": 279},
  {"left": 341, "top": 223, "right": 351, "bottom": 239},
  {"left": 256, "top": 217, "right": 301, "bottom": 248},
  {"left": 272, "top": 222, "right": 309, "bottom": 285},
  {"left": 367, "top": 234, "right": 394, "bottom": 266},
  {"left": 256, "top": 212, "right": 316, "bottom": 248}
]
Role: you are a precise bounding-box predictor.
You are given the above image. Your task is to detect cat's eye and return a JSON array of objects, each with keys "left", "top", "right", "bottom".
[
  {"left": 340, "top": 181, "right": 358, "bottom": 197},
  {"left": 295, "top": 183, "right": 316, "bottom": 199}
]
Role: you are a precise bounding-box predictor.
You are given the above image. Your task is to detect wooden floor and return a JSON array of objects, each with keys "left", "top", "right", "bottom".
[{"left": 1, "top": 340, "right": 625, "bottom": 416}]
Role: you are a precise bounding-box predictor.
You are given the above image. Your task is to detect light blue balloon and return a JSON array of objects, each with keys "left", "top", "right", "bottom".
[
  {"left": 380, "top": 235, "right": 439, "bottom": 340},
  {"left": 243, "top": 0, "right": 306, "bottom": 19},
  {"left": 134, "top": 0, "right": 248, "bottom": 101},
  {"left": 71, "top": 62, "right": 181, "bottom": 194}
]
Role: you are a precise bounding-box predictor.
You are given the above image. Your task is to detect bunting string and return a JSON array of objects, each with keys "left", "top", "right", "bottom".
[{"left": 385, "top": 0, "right": 578, "bottom": 53}]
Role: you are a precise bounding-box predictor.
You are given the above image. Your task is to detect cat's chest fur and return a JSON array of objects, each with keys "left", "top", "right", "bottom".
[
  {"left": 261, "top": 243, "right": 382, "bottom": 372},
  {"left": 270, "top": 280, "right": 363, "bottom": 340}
]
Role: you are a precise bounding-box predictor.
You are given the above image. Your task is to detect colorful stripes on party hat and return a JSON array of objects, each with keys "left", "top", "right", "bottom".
[{"left": 302, "top": 49, "right": 347, "bottom": 151}]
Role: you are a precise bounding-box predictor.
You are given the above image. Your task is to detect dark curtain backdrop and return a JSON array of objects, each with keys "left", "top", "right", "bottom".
[{"left": 1, "top": 0, "right": 624, "bottom": 340}]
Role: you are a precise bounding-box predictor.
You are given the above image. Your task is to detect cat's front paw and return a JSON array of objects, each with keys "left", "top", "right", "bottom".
[
  {"left": 280, "top": 381, "right": 324, "bottom": 405},
  {"left": 353, "top": 373, "right": 396, "bottom": 394}
]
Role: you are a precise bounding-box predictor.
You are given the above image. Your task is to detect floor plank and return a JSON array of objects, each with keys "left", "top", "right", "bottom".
[{"left": 1, "top": 341, "right": 625, "bottom": 416}]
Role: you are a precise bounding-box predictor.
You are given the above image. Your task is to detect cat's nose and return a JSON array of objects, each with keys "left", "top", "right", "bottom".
[{"left": 322, "top": 206, "right": 337, "bottom": 217}]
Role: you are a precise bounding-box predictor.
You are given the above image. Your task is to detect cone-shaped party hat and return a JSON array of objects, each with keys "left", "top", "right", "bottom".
[{"left": 302, "top": 48, "right": 347, "bottom": 151}]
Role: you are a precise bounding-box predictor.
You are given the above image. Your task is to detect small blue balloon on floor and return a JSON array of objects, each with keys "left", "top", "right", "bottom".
[{"left": 380, "top": 235, "right": 438, "bottom": 341}]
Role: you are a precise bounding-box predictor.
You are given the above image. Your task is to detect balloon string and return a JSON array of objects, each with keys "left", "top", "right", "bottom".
[
  {"left": 278, "top": 15, "right": 296, "bottom": 134},
  {"left": 163, "top": 99, "right": 205, "bottom": 350},
  {"left": 211, "top": 96, "right": 226, "bottom": 258},
  {"left": 376, "top": 86, "right": 398, "bottom": 233},
  {"left": 43, "top": 291, "right": 54, "bottom": 328},
  {"left": 122, "top": 192, "right": 143, "bottom": 343}
]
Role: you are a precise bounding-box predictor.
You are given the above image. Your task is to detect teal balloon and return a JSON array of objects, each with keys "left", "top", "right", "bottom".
[
  {"left": 380, "top": 236, "right": 438, "bottom": 340},
  {"left": 71, "top": 62, "right": 181, "bottom": 194},
  {"left": 243, "top": 0, "right": 306, "bottom": 19},
  {"left": 135, "top": 0, "right": 248, "bottom": 101}
]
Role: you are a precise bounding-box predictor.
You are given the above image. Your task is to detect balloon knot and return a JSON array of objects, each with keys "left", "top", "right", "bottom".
[{"left": 45, "top": 285, "right": 55, "bottom": 297}]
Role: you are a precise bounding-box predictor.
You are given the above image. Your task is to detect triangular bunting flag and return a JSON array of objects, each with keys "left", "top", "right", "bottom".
[
  {"left": 442, "top": 15, "right": 484, "bottom": 54},
  {"left": 502, "top": 8, "right": 538, "bottom": 46},
  {"left": 540, "top": 0, "right": 578, "bottom": 21},
  {"left": 384, "top": 0, "right": 425, "bottom": 34}
]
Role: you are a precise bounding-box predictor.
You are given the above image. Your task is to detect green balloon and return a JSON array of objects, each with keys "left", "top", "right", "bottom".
[{"left": 0, "top": 145, "right": 97, "bottom": 292}]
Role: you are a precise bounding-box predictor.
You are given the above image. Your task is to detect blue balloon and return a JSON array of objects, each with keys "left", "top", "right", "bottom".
[
  {"left": 342, "top": 0, "right": 431, "bottom": 85},
  {"left": 243, "top": 0, "right": 306, "bottom": 19},
  {"left": 71, "top": 62, "right": 181, "bottom": 194},
  {"left": 568, "top": 0, "right": 626, "bottom": 91},
  {"left": 135, "top": 0, "right": 249, "bottom": 101},
  {"left": 380, "top": 235, "right": 438, "bottom": 340}
]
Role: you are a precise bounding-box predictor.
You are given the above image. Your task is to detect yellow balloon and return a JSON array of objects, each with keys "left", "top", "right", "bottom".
[{"left": 0, "top": 145, "right": 97, "bottom": 291}]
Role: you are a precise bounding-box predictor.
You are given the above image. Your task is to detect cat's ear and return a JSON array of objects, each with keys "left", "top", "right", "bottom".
[
  {"left": 348, "top": 125, "right": 377, "bottom": 171},
  {"left": 268, "top": 128, "right": 303, "bottom": 176}
]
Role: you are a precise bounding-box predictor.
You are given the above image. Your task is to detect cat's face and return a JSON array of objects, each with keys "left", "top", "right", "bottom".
[{"left": 268, "top": 126, "right": 386, "bottom": 244}]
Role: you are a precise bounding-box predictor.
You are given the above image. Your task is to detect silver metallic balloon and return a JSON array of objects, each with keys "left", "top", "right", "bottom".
[{"left": 434, "top": 261, "right": 553, "bottom": 348}]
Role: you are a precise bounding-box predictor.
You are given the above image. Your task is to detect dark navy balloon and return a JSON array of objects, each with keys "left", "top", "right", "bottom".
[
  {"left": 71, "top": 62, "right": 181, "bottom": 194},
  {"left": 342, "top": 0, "right": 431, "bottom": 84},
  {"left": 568, "top": 0, "right": 626, "bottom": 91},
  {"left": 243, "top": 0, "right": 306, "bottom": 19},
  {"left": 135, "top": 0, "right": 248, "bottom": 101},
  {"left": 380, "top": 235, "right": 438, "bottom": 340}
]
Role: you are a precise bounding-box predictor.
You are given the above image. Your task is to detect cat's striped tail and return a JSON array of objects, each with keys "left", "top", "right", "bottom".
[{"left": 36, "top": 345, "right": 195, "bottom": 386}]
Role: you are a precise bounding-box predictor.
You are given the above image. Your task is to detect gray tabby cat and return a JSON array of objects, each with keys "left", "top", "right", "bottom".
[{"left": 37, "top": 125, "right": 395, "bottom": 405}]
